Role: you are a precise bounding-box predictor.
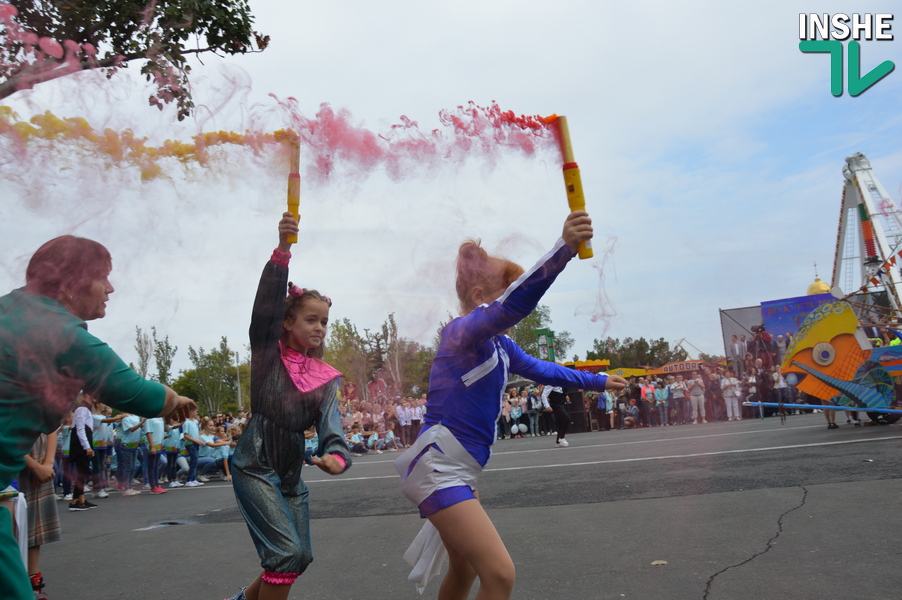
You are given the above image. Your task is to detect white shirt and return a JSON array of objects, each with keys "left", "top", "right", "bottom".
[{"left": 73, "top": 406, "right": 94, "bottom": 451}]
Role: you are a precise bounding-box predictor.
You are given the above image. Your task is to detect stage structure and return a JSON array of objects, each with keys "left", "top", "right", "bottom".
[{"left": 833, "top": 152, "right": 902, "bottom": 314}]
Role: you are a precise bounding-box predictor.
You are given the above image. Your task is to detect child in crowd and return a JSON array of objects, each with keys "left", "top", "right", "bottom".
[
  {"left": 163, "top": 416, "right": 184, "bottom": 487},
  {"left": 383, "top": 422, "right": 401, "bottom": 451},
  {"left": 394, "top": 211, "right": 627, "bottom": 597},
  {"left": 54, "top": 413, "right": 72, "bottom": 501},
  {"left": 180, "top": 408, "right": 203, "bottom": 487},
  {"left": 18, "top": 432, "right": 60, "bottom": 599},
  {"left": 142, "top": 416, "right": 166, "bottom": 494},
  {"left": 346, "top": 424, "right": 369, "bottom": 455},
  {"left": 225, "top": 213, "right": 350, "bottom": 600},
  {"left": 303, "top": 427, "right": 318, "bottom": 466},
  {"left": 118, "top": 413, "right": 145, "bottom": 496},
  {"left": 90, "top": 402, "right": 119, "bottom": 497}
]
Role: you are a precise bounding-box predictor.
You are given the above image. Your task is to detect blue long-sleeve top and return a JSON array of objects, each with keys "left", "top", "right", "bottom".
[{"left": 422, "top": 237, "right": 610, "bottom": 467}]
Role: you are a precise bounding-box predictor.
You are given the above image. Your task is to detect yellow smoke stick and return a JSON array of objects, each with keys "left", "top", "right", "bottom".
[
  {"left": 286, "top": 132, "right": 301, "bottom": 243},
  {"left": 553, "top": 115, "right": 593, "bottom": 260}
]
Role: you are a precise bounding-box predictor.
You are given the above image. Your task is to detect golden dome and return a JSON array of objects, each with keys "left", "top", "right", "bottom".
[{"left": 807, "top": 276, "right": 830, "bottom": 295}]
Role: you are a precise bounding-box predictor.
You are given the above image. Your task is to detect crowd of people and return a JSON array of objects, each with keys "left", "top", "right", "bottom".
[{"left": 587, "top": 361, "right": 825, "bottom": 431}]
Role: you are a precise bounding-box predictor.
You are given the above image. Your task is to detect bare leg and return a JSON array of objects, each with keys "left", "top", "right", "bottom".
[
  {"left": 427, "top": 499, "right": 515, "bottom": 600},
  {"left": 244, "top": 573, "right": 292, "bottom": 600},
  {"left": 27, "top": 546, "right": 40, "bottom": 574}
]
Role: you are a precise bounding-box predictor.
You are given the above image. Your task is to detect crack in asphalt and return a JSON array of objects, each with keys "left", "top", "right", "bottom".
[{"left": 702, "top": 486, "right": 809, "bottom": 599}]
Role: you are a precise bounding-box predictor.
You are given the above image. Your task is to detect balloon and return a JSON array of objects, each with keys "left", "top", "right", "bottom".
[
  {"left": 510, "top": 425, "right": 518, "bottom": 435},
  {"left": 518, "top": 423, "right": 528, "bottom": 433}
]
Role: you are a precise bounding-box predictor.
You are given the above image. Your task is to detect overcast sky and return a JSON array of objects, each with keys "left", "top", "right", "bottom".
[{"left": 2, "top": 0, "right": 902, "bottom": 376}]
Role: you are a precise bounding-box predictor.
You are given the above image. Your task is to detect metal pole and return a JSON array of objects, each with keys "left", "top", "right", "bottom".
[
  {"left": 235, "top": 351, "right": 242, "bottom": 408},
  {"left": 742, "top": 401, "right": 902, "bottom": 414}
]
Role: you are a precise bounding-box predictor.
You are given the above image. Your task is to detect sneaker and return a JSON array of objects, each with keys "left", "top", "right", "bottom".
[
  {"left": 68, "top": 501, "right": 90, "bottom": 511},
  {"left": 197, "top": 475, "right": 210, "bottom": 482},
  {"left": 63, "top": 493, "right": 73, "bottom": 501},
  {"left": 82, "top": 500, "right": 98, "bottom": 509},
  {"left": 185, "top": 481, "right": 202, "bottom": 487},
  {"left": 853, "top": 420, "right": 862, "bottom": 427},
  {"left": 93, "top": 490, "right": 109, "bottom": 499},
  {"left": 375, "top": 450, "right": 383, "bottom": 454},
  {"left": 150, "top": 486, "right": 167, "bottom": 494},
  {"left": 56, "top": 494, "right": 64, "bottom": 501},
  {"left": 122, "top": 489, "right": 141, "bottom": 496},
  {"left": 169, "top": 480, "right": 184, "bottom": 488},
  {"left": 225, "top": 587, "right": 248, "bottom": 600},
  {"left": 142, "top": 483, "right": 151, "bottom": 490},
  {"left": 558, "top": 438, "right": 569, "bottom": 447},
  {"left": 702, "top": 419, "right": 708, "bottom": 424}
]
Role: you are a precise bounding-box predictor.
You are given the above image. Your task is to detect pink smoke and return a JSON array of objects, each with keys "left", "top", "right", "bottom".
[{"left": 574, "top": 236, "right": 619, "bottom": 332}]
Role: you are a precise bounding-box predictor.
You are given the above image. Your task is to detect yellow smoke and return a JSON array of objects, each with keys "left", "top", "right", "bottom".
[{"left": 0, "top": 106, "right": 293, "bottom": 181}]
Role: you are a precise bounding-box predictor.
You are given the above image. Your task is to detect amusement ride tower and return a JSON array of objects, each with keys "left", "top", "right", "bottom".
[{"left": 832, "top": 152, "right": 902, "bottom": 315}]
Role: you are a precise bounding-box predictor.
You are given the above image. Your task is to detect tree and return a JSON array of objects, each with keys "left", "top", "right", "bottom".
[
  {"left": 0, "top": 0, "right": 269, "bottom": 120},
  {"left": 586, "top": 337, "right": 688, "bottom": 369},
  {"left": 698, "top": 352, "right": 725, "bottom": 365},
  {"left": 507, "top": 304, "right": 574, "bottom": 362},
  {"left": 324, "top": 318, "right": 370, "bottom": 400},
  {"left": 151, "top": 326, "right": 177, "bottom": 385},
  {"left": 183, "top": 336, "right": 237, "bottom": 415},
  {"left": 134, "top": 325, "right": 152, "bottom": 378}
]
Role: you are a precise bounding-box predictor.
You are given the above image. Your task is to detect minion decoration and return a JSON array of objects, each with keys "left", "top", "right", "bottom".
[{"left": 781, "top": 301, "right": 902, "bottom": 422}]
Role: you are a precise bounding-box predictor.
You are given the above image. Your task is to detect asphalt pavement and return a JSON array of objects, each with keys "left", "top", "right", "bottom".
[{"left": 40, "top": 413, "right": 902, "bottom": 600}]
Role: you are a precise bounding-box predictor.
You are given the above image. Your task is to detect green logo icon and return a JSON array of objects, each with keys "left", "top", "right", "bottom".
[{"left": 799, "top": 40, "right": 895, "bottom": 96}]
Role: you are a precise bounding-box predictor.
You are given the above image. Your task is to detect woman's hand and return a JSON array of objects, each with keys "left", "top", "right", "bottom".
[
  {"left": 310, "top": 453, "right": 345, "bottom": 475},
  {"left": 562, "top": 210, "right": 593, "bottom": 254},
  {"left": 278, "top": 212, "right": 300, "bottom": 253}
]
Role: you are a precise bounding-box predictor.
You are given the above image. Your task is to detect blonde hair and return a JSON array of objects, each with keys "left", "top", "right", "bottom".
[{"left": 455, "top": 240, "right": 524, "bottom": 314}]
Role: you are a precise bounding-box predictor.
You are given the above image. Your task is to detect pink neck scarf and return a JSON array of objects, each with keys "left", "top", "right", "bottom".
[{"left": 279, "top": 341, "right": 343, "bottom": 393}]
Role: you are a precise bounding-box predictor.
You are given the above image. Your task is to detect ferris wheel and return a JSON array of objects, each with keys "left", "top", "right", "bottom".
[{"left": 831, "top": 152, "right": 902, "bottom": 315}]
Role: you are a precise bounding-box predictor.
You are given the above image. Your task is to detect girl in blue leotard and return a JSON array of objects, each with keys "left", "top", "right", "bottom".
[{"left": 395, "top": 211, "right": 627, "bottom": 599}]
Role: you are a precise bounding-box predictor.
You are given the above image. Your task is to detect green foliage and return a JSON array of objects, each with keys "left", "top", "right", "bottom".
[
  {"left": 324, "top": 317, "right": 372, "bottom": 397},
  {"left": 151, "top": 326, "right": 177, "bottom": 385},
  {"left": 1, "top": 0, "right": 269, "bottom": 119},
  {"left": 326, "top": 313, "right": 436, "bottom": 398},
  {"left": 184, "top": 336, "right": 238, "bottom": 416},
  {"left": 134, "top": 325, "right": 152, "bottom": 378},
  {"left": 698, "top": 352, "right": 725, "bottom": 364},
  {"left": 586, "top": 336, "right": 688, "bottom": 369},
  {"left": 507, "top": 304, "right": 573, "bottom": 363}
]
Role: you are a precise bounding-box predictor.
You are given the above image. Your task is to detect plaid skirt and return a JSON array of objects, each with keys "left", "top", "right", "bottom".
[{"left": 18, "top": 435, "right": 60, "bottom": 547}]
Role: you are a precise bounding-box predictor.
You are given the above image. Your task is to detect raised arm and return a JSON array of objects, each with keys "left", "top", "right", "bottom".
[
  {"left": 448, "top": 212, "right": 593, "bottom": 348},
  {"left": 249, "top": 213, "right": 298, "bottom": 354}
]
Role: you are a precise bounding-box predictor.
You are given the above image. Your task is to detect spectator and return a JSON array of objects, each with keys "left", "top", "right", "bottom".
[
  {"left": 163, "top": 416, "right": 184, "bottom": 488},
  {"left": 669, "top": 375, "right": 689, "bottom": 425},
  {"left": 654, "top": 380, "right": 670, "bottom": 426},
  {"left": 346, "top": 424, "right": 368, "bottom": 456},
  {"left": 17, "top": 433, "right": 60, "bottom": 600},
  {"left": 688, "top": 371, "right": 707, "bottom": 424},
  {"left": 90, "top": 403, "right": 119, "bottom": 498},
  {"left": 622, "top": 398, "right": 640, "bottom": 429},
  {"left": 707, "top": 371, "right": 726, "bottom": 422},
  {"left": 721, "top": 370, "right": 743, "bottom": 421}
]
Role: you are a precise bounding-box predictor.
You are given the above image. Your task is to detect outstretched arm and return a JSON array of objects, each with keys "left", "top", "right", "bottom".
[{"left": 504, "top": 338, "right": 627, "bottom": 393}]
